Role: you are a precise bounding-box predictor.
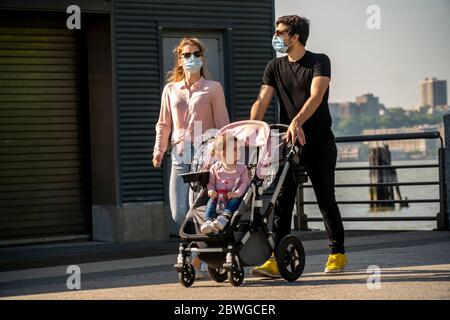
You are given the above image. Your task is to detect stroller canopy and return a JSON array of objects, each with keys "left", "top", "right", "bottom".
[
  {"left": 195, "top": 120, "right": 283, "bottom": 190},
  {"left": 217, "top": 120, "right": 269, "bottom": 148}
]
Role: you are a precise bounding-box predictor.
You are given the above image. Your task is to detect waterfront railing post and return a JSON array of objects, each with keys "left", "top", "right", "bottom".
[
  {"left": 443, "top": 114, "right": 450, "bottom": 230},
  {"left": 437, "top": 146, "right": 448, "bottom": 230}
]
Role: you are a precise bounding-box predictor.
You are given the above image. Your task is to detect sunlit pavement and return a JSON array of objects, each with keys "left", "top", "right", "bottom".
[{"left": 1, "top": 231, "right": 449, "bottom": 300}]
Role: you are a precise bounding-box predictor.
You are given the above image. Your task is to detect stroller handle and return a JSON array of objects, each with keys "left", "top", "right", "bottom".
[
  {"left": 269, "top": 123, "right": 303, "bottom": 156},
  {"left": 268, "top": 123, "right": 289, "bottom": 132}
]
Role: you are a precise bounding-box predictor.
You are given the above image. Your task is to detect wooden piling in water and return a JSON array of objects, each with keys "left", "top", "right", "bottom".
[{"left": 369, "top": 145, "right": 408, "bottom": 211}]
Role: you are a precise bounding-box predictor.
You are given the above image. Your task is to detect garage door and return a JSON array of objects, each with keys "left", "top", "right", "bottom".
[{"left": 0, "top": 12, "right": 92, "bottom": 244}]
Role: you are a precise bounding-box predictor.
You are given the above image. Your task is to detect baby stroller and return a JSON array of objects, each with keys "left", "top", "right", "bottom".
[{"left": 174, "top": 120, "right": 308, "bottom": 287}]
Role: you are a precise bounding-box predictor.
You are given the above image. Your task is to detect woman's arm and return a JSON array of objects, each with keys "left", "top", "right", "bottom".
[
  {"left": 211, "top": 83, "right": 230, "bottom": 130},
  {"left": 153, "top": 85, "right": 172, "bottom": 167}
]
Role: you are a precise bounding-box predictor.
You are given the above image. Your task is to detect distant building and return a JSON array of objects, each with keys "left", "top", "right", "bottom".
[
  {"left": 355, "top": 93, "right": 384, "bottom": 117},
  {"left": 333, "top": 93, "right": 384, "bottom": 119},
  {"left": 338, "top": 102, "right": 359, "bottom": 118},
  {"left": 363, "top": 125, "right": 443, "bottom": 157},
  {"left": 329, "top": 102, "right": 340, "bottom": 122},
  {"left": 419, "top": 104, "right": 450, "bottom": 115},
  {"left": 337, "top": 143, "right": 361, "bottom": 161},
  {"left": 420, "top": 78, "right": 448, "bottom": 108}
]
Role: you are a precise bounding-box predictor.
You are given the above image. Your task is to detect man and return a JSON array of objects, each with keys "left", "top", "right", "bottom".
[{"left": 250, "top": 15, "right": 347, "bottom": 275}]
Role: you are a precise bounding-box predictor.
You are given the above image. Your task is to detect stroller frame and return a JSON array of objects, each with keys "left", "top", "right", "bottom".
[{"left": 174, "top": 123, "right": 307, "bottom": 287}]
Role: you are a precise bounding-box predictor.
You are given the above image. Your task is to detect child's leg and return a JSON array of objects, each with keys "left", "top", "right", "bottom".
[
  {"left": 204, "top": 198, "right": 217, "bottom": 221},
  {"left": 201, "top": 198, "right": 219, "bottom": 235},
  {"left": 223, "top": 198, "right": 241, "bottom": 217},
  {"left": 213, "top": 198, "right": 241, "bottom": 231}
]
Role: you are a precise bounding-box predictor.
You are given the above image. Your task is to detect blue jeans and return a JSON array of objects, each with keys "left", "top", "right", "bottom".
[
  {"left": 169, "top": 161, "right": 194, "bottom": 226},
  {"left": 204, "top": 197, "right": 241, "bottom": 221}
]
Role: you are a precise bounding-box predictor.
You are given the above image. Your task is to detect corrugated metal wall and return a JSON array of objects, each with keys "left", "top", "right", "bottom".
[
  {"left": 113, "top": 0, "right": 276, "bottom": 203},
  {"left": 0, "top": 12, "right": 92, "bottom": 241}
]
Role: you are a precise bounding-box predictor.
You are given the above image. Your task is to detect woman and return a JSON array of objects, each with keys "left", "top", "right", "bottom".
[{"left": 152, "top": 38, "right": 230, "bottom": 275}]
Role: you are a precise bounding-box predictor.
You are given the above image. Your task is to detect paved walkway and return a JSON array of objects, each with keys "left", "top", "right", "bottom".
[{"left": 0, "top": 231, "right": 449, "bottom": 299}]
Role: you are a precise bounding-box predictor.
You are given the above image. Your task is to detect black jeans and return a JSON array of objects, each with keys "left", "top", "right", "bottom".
[{"left": 272, "top": 138, "right": 345, "bottom": 254}]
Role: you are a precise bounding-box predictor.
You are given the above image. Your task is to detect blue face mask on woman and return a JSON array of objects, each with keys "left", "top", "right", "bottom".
[
  {"left": 272, "top": 35, "right": 293, "bottom": 54},
  {"left": 183, "top": 55, "right": 203, "bottom": 73}
]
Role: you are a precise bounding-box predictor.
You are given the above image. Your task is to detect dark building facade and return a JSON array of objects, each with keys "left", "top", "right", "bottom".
[{"left": 0, "top": 0, "right": 277, "bottom": 245}]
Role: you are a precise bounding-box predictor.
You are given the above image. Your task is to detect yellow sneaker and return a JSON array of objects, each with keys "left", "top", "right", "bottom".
[
  {"left": 324, "top": 253, "right": 348, "bottom": 273},
  {"left": 251, "top": 256, "right": 281, "bottom": 278}
]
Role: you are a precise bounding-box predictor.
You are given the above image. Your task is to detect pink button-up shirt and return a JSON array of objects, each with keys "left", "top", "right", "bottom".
[{"left": 153, "top": 77, "right": 230, "bottom": 156}]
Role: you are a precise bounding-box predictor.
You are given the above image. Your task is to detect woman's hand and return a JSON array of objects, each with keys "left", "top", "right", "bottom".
[
  {"left": 284, "top": 116, "right": 306, "bottom": 146},
  {"left": 208, "top": 190, "right": 217, "bottom": 198},
  {"left": 152, "top": 152, "right": 164, "bottom": 168}
]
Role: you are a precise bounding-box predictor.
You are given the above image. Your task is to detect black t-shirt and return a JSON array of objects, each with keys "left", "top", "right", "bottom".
[{"left": 262, "top": 50, "right": 333, "bottom": 145}]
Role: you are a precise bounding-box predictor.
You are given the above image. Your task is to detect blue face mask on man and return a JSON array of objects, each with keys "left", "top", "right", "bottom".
[
  {"left": 183, "top": 55, "right": 203, "bottom": 73},
  {"left": 272, "top": 35, "right": 293, "bottom": 54}
]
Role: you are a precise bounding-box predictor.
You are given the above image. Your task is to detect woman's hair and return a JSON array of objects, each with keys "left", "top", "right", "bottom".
[{"left": 166, "top": 37, "right": 209, "bottom": 83}]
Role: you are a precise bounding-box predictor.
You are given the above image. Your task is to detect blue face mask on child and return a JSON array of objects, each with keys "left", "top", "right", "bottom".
[{"left": 183, "top": 56, "right": 203, "bottom": 73}]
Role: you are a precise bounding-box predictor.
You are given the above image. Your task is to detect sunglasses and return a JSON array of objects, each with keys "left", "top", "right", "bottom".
[
  {"left": 274, "top": 30, "right": 289, "bottom": 37},
  {"left": 180, "top": 51, "right": 203, "bottom": 59}
]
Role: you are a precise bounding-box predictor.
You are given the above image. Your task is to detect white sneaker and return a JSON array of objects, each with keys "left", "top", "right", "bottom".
[
  {"left": 200, "top": 220, "right": 216, "bottom": 234},
  {"left": 213, "top": 215, "right": 229, "bottom": 231}
]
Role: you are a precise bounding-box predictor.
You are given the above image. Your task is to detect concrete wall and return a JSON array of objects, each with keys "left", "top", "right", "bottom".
[
  {"left": 444, "top": 114, "right": 450, "bottom": 222},
  {"left": 92, "top": 204, "right": 169, "bottom": 242}
]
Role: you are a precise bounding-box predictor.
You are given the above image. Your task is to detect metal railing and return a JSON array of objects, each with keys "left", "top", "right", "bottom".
[{"left": 293, "top": 131, "right": 449, "bottom": 231}]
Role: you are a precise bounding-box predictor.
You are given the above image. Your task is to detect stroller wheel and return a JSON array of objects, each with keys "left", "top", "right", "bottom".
[
  {"left": 227, "top": 259, "right": 245, "bottom": 287},
  {"left": 207, "top": 266, "right": 228, "bottom": 283},
  {"left": 276, "top": 235, "right": 305, "bottom": 282},
  {"left": 179, "top": 263, "right": 195, "bottom": 287}
]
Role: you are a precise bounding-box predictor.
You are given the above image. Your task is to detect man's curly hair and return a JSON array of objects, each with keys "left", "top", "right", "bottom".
[{"left": 276, "top": 15, "right": 310, "bottom": 46}]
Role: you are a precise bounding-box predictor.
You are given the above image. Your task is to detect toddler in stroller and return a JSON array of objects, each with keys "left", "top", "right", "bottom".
[
  {"left": 175, "top": 120, "right": 307, "bottom": 287},
  {"left": 201, "top": 134, "right": 250, "bottom": 235}
]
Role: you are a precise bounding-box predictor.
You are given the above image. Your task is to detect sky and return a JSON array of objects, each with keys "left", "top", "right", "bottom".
[{"left": 275, "top": 0, "right": 450, "bottom": 109}]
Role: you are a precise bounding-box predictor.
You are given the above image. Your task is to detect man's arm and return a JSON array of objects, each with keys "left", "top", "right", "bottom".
[
  {"left": 250, "top": 85, "right": 275, "bottom": 121},
  {"left": 285, "top": 76, "right": 330, "bottom": 145},
  {"left": 296, "top": 76, "right": 330, "bottom": 125}
]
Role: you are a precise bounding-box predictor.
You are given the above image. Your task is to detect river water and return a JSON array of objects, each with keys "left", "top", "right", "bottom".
[{"left": 302, "top": 159, "right": 441, "bottom": 231}]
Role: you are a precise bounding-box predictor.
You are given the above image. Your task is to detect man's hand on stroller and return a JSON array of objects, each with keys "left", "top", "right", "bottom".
[
  {"left": 284, "top": 116, "right": 306, "bottom": 146},
  {"left": 208, "top": 190, "right": 217, "bottom": 198}
]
